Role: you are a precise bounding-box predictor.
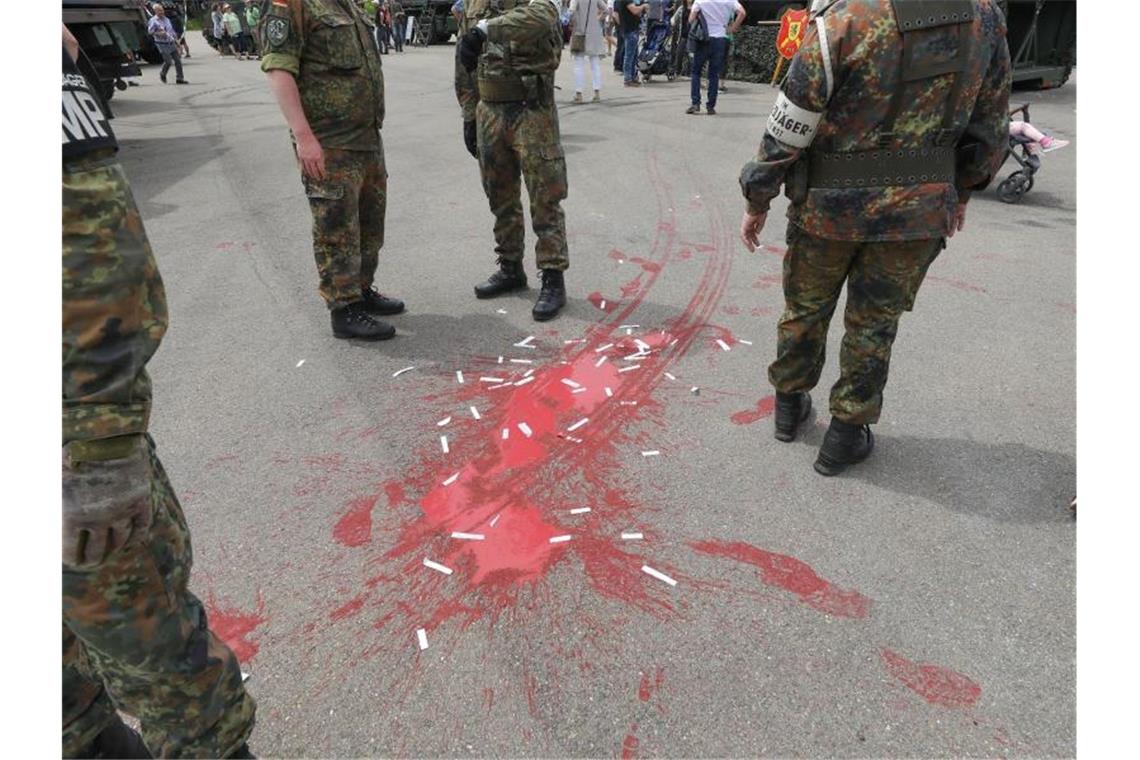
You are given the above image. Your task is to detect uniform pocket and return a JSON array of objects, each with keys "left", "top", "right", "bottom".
[
  {"left": 312, "top": 13, "right": 363, "bottom": 69},
  {"left": 303, "top": 178, "right": 346, "bottom": 201},
  {"left": 538, "top": 145, "right": 565, "bottom": 161}
]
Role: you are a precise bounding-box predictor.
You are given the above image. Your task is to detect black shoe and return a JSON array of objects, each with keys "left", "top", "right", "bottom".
[
  {"left": 706, "top": 105, "right": 717, "bottom": 115},
  {"left": 330, "top": 303, "right": 396, "bottom": 340},
  {"left": 474, "top": 257, "right": 527, "bottom": 299},
  {"left": 160, "top": 72, "right": 167, "bottom": 83},
  {"left": 360, "top": 288, "right": 405, "bottom": 315},
  {"left": 814, "top": 418, "right": 874, "bottom": 476},
  {"left": 773, "top": 391, "right": 812, "bottom": 442},
  {"left": 532, "top": 269, "right": 566, "bottom": 321},
  {"left": 686, "top": 104, "right": 700, "bottom": 114},
  {"left": 176, "top": 79, "right": 189, "bottom": 84},
  {"left": 89, "top": 715, "right": 151, "bottom": 758}
]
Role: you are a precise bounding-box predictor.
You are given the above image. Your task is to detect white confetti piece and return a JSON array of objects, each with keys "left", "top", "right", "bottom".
[
  {"left": 738, "top": 339, "right": 753, "bottom": 346},
  {"left": 621, "top": 532, "right": 644, "bottom": 540},
  {"left": 498, "top": 356, "right": 504, "bottom": 364},
  {"left": 489, "top": 513, "right": 501, "bottom": 527},
  {"left": 604, "top": 387, "right": 614, "bottom": 397},
  {"left": 567, "top": 417, "right": 589, "bottom": 432},
  {"left": 451, "top": 532, "right": 485, "bottom": 541},
  {"left": 502, "top": 428, "right": 510, "bottom": 440},
  {"left": 518, "top": 422, "right": 533, "bottom": 437},
  {"left": 670, "top": 338, "right": 679, "bottom": 347},
  {"left": 642, "top": 565, "right": 677, "bottom": 586},
  {"left": 716, "top": 339, "right": 731, "bottom": 352},
  {"left": 626, "top": 327, "right": 633, "bottom": 335},
  {"left": 481, "top": 376, "right": 505, "bottom": 383},
  {"left": 570, "top": 507, "right": 591, "bottom": 515},
  {"left": 523, "top": 368, "right": 535, "bottom": 377},
  {"left": 600, "top": 300, "right": 607, "bottom": 310},
  {"left": 442, "top": 472, "right": 459, "bottom": 486},
  {"left": 596, "top": 343, "right": 614, "bottom": 353},
  {"left": 664, "top": 372, "right": 676, "bottom": 381},
  {"left": 571, "top": 387, "right": 587, "bottom": 394},
  {"left": 469, "top": 406, "right": 481, "bottom": 420},
  {"left": 634, "top": 339, "right": 651, "bottom": 351},
  {"left": 437, "top": 416, "right": 452, "bottom": 427},
  {"left": 423, "top": 558, "right": 453, "bottom": 575},
  {"left": 241, "top": 670, "right": 251, "bottom": 682},
  {"left": 564, "top": 338, "right": 586, "bottom": 345},
  {"left": 691, "top": 386, "right": 701, "bottom": 395},
  {"left": 618, "top": 364, "right": 641, "bottom": 373},
  {"left": 549, "top": 535, "right": 572, "bottom": 544},
  {"left": 618, "top": 324, "right": 641, "bottom": 330},
  {"left": 514, "top": 336, "right": 536, "bottom": 348},
  {"left": 515, "top": 376, "right": 536, "bottom": 387},
  {"left": 510, "top": 358, "right": 534, "bottom": 364},
  {"left": 416, "top": 629, "right": 429, "bottom": 650},
  {"left": 620, "top": 401, "right": 638, "bottom": 406},
  {"left": 641, "top": 450, "right": 660, "bottom": 457},
  {"left": 392, "top": 366, "right": 416, "bottom": 377},
  {"left": 595, "top": 356, "right": 609, "bottom": 367},
  {"left": 456, "top": 371, "right": 465, "bottom": 384},
  {"left": 564, "top": 435, "right": 583, "bottom": 443},
  {"left": 440, "top": 436, "right": 449, "bottom": 454},
  {"left": 296, "top": 360, "right": 306, "bottom": 368},
  {"left": 560, "top": 378, "right": 582, "bottom": 389}
]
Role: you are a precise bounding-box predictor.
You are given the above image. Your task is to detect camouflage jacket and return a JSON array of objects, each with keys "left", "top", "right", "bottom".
[
  {"left": 456, "top": 0, "right": 563, "bottom": 120},
  {"left": 260, "top": 0, "right": 385, "bottom": 150},
  {"left": 740, "top": 0, "right": 1011, "bottom": 241}
]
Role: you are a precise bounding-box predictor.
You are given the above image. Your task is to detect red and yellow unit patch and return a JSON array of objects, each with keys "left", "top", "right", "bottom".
[{"left": 776, "top": 8, "right": 809, "bottom": 60}]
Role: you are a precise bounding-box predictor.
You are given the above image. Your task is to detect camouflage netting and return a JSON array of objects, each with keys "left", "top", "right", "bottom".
[{"left": 726, "top": 24, "right": 783, "bottom": 83}]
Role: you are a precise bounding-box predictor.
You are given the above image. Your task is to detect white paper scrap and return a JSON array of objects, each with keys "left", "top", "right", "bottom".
[
  {"left": 440, "top": 436, "right": 449, "bottom": 454},
  {"left": 618, "top": 324, "right": 641, "bottom": 330},
  {"left": 600, "top": 300, "right": 607, "bottom": 310},
  {"left": 570, "top": 507, "right": 591, "bottom": 515},
  {"left": 437, "top": 416, "right": 452, "bottom": 427},
  {"left": 498, "top": 356, "right": 504, "bottom": 364},
  {"left": 392, "top": 366, "right": 417, "bottom": 377},
  {"left": 510, "top": 358, "right": 534, "bottom": 364},
  {"left": 560, "top": 379, "right": 581, "bottom": 389},
  {"left": 489, "top": 513, "right": 501, "bottom": 528},
  {"left": 604, "top": 387, "right": 614, "bottom": 397},
  {"left": 571, "top": 388, "right": 587, "bottom": 394},
  {"left": 470, "top": 406, "right": 481, "bottom": 420},
  {"left": 567, "top": 417, "right": 589, "bottom": 432},
  {"left": 664, "top": 372, "right": 676, "bottom": 381},
  {"left": 564, "top": 435, "right": 583, "bottom": 443},
  {"left": 423, "top": 558, "right": 454, "bottom": 575},
  {"left": 634, "top": 339, "right": 651, "bottom": 351},
  {"left": 496, "top": 308, "right": 508, "bottom": 314},
  {"left": 442, "top": 472, "right": 460, "bottom": 486},
  {"left": 241, "top": 670, "right": 251, "bottom": 682},
  {"left": 595, "top": 356, "right": 608, "bottom": 367},
  {"left": 738, "top": 339, "right": 753, "bottom": 346},
  {"left": 549, "top": 535, "right": 572, "bottom": 544},
  {"left": 595, "top": 343, "right": 614, "bottom": 353},
  {"left": 641, "top": 450, "right": 660, "bottom": 457},
  {"left": 451, "top": 532, "right": 485, "bottom": 541},
  {"left": 456, "top": 371, "right": 465, "bottom": 384},
  {"left": 564, "top": 339, "right": 586, "bottom": 345},
  {"left": 518, "top": 422, "right": 533, "bottom": 437},
  {"left": 481, "top": 376, "right": 504, "bottom": 383},
  {"left": 523, "top": 369, "right": 535, "bottom": 377},
  {"left": 514, "top": 336, "right": 536, "bottom": 348},
  {"left": 296, "top": 360, "right": 306, "bottom": 368},
  {"left": 716, "top": 339, "right": 732, "bottom": 352},
  {"left": 416, "top": 629, "right": 429, "bottom": 650},
  {"left": 502, "top": 428, "right": 510, "bottom": 440},
  {"left": 620, "top": 401, "right": 638, "bottom": 406},
  {"left": 642, "top": 565, "right": 677, "bottom": 586},
  {"left": 515, "top": 376, "right": 536, "bottom": 387},
  {"left": 618, "top": 364, "right": 641, "bottom": 373},
  {"left": 621, "top": 532, "right": 644, "bottom": 540}
]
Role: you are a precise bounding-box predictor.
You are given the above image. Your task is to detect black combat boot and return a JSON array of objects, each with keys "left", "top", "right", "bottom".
[
  {"left": 88, "top": 714, "right": 152, "bottom": 758},
  {"left": 227, "top": 743, "right": 257, "bottom": 759},
  {"left": 330, "top": 302, "right": 396, "bottom": 340},
  {"left": 773, "top": 391, "right": 812, "bottom": 442},
  {"left": 814, "top": 417, "right": 874, "bottom": 476},
  {"left": 360, "top": 288, "right": 405, "bottom": 315},
  {"left": 474, "top": 257, "right": 527, "bottom": 299},
  {"left": 532, "top": 269, "right": 566, "bottom": 321}
]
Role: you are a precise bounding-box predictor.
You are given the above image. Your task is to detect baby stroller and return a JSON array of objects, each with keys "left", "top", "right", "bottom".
[
  {"left": 997, "top": 103, "right": 1041, "bottom": 204},
  {"left": 638, "top": 11, "right": 676, "bottom": 81}
]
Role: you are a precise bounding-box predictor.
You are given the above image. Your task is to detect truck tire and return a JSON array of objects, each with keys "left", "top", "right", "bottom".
[{"left": 140, "top": 45, "right": 163, "bottom": 65}]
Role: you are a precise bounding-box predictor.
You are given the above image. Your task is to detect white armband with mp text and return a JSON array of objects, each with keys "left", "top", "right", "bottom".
[{"left": 765, "top": 91, "right": 823, "bottom": 149}]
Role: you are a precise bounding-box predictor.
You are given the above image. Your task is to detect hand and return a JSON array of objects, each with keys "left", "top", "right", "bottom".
[
  {"left": 458, "top": 27, "right": 486, "bottom": 72},
  {"left": 949, "top": 202, "right": 967, "bottom": 237},
  {"left": 62, "top": 438, "right": 154, "bottom": 569},
  {"left": 740, "top": 210, "right": 767, "bottom": 251},
  {"left": 296, "top": 132, "right": 326, "bottom": 180},
  {"left": 464, "top": 120, "right": 478, "bottom": 159}
]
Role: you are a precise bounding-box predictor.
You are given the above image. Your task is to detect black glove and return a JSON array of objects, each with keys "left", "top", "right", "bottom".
[
  {"left": 464, "top": 120, "right": 478, "bottom": 159},
  {"left": 458, "top": 27, "right": 486, "bottom": 72}
]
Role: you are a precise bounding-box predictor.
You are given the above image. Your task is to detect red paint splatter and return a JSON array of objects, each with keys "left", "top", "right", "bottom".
[
  {"left": 879, "top": 649, "right": 981, "bottom": 708},
  {"left": 637, "top": 666, "right": 666, "bottom": 702},
  {"left": 587, "top": 291, "right": 617, "bottom": 312},
  {"left": 752, "top": 273, "right": 783, "bottom": 289},
  {"left": 621, "top": 729, "right": 640, "bottom": 759},
  {"left": 332, "top": 495, "right": 376, "bottom": 547},
  {"left": 331, "top": 594, "right": 366, "bottom": 621},
  {"left": 926, "top": 275, "right": 988, "bottom": 294},
  {"left": 750, "top": 306, "right": 774, "bottom": 317},
  {"left": 730, "top": 395, "right": 776, "bottom": 425},
  {"left": 720, "top": 305, "right": 741, "bottom": 315},
  {"left": 205, "top": 593, "right": 267, "bottom": 664},
  {"left": 688, "top": 540, "right": 872, "bottom": 619},
  {"left": 628, "top": 256, "right": 662, "bottom": 273}
]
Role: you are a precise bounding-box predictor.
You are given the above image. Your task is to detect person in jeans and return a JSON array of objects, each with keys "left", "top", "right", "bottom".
[
  {"left": 375, "top": 2, "right": 392, "bottom": 54},
  {"left": 618, "top": 0, "right": 648, "bottom": 86},
  {"left": 390, "top": 1, "right": 407, "bottom": 52},
  {"left": 687, "top": 0, "right": 743, "bottom": 114},
  {"left": 222, "top": 4, "right": 246, "bottom": 60},
  {"left": 147, "top": 3, "right": 188, "bottom": 83}
]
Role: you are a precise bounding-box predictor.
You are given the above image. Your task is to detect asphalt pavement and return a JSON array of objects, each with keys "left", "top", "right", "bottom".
[{"left": 111, "top": 44, "right": 1076, "bottom": 758}]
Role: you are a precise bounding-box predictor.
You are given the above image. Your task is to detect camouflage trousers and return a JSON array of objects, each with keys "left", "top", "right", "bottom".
[
  {"left": 63, "top": 435, "right": 256, "bottom": 758},
  {"left": 768, "top": 225, "right": 943, "bottom": 425},
  {"left": 476, "top": 100, "right": 569, "bottom": 271},
  {"left": 301, "top": 143, "right": 387, "bottom": 309}
]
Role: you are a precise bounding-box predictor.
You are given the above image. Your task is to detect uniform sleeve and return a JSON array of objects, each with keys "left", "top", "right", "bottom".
[
  {"left": 738, "top": 12, "right": 836, "bottom": 214},
  {"left": 259, "top": 0, "right": 304, "bottom": 77},
  {"left": 955, "top": 9, "right": 1012, "bottom": 202},
  {"left": 484, "top": 0, "right": 561, "bottom": 45},
  {"left": 455, "top": 10, "right": 480, "bottom": 119}
]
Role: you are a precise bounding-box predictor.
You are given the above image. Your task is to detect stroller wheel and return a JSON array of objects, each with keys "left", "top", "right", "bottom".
[{"left": 997, "top": 170, "right": 1032, "bottom": 203}]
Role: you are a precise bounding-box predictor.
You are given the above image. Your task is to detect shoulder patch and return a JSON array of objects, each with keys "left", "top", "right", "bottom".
[{"left": 266, "top": 16, "right": 290, "bottom": 45}]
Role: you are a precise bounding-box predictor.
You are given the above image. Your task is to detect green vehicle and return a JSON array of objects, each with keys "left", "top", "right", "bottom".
[
  {"left": 63, "top": 0, "right": 157, "bottom": 104},
  {"left": 403, "top": 0, "right": 460, "bottom": 45}
]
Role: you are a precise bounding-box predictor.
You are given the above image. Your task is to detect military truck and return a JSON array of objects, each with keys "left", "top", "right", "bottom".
[
  {"left": 63, "top": 0, "right": 158, "bottom": 103},
  {"left": 403, "top": 0, "right": 460, "bottom": 45}
]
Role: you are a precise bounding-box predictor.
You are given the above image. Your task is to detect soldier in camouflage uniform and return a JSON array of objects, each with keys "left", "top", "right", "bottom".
[
  {"left": 62, "top": 29, "right": 256, "bottom": 758},
  {"left": 738, "top": 0, "right": 1010, "bottom": 475},
  {"left": 457, "top": 0, "right": 571, "bottom": 321},
  {"left": 260, "top": 0, "right": 404, "bottom": 340}
]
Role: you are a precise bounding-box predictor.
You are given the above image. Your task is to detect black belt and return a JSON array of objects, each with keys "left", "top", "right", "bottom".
[{"left": 807, "top": 147, "right": 955, "bottom": 188}]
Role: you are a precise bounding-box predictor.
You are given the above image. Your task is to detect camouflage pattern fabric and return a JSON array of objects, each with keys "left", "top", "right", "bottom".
[
  {"left": 477, "top": 102, "right": 568, "bottom": 270},
  {"left": 302, "top": 145, "right": 388, "bottom": 308},
  {"left": 63, "top": 156, "right": 167, "bottom": 446},
  {"left": 768, "top": 227, "right": 943, "bottom": 425},
  {"left": 739, "top": 0, "right": 1011, "bottom": 241},
  {"left": 259, "top": 0, "right": 385, "bottom": 151},
  {"left": 63, "top": 435, "right": 256, "bottom": 758}
]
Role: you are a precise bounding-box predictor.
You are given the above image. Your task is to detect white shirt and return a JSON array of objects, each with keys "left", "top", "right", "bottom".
[{"left": 692, "top": 0, "right": 743, "bottom": 38}]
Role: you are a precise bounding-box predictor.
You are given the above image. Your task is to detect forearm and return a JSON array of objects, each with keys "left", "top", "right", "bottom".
[{"left": 265, "top": 70, "right": 315, "bottom": 139}]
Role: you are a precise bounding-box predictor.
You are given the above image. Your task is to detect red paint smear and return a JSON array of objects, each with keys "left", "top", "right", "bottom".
[
  {"left": 926, "top": 275, "right": 988, "bottom": 294},
  {"left": 331, "top": 594, "right": 366, "bottom": 621},
  {"left": 621, "top": 729, "right": 640, "bottom": 759},
  {"left": 688, "top": 540, "right": 872, "bottom": 619},
  {"left": 752, "top": 273, "right": 783, "bottom": 289},
  {"left": 720, "top": 305, "right": 741, "bottom": 315},
  {"left": 384, "top": 480, "right": 406, "bottom": 507},
  {"left": 587, "top": 291, "right": 617, "bottom": 312},
  {"left": 730, "top": 395, "right": 776, "bottom": 425},
  {"left": 880, "top": 649, "right": 982, "bottom": 708},
  {"left": 638, "top": 666, "right": 666, "bottom": 702},
  {"left": 205, "top": 593, "right": 267, "bottom": 664},
  {"left": 333, "top": 496, "right": 376, "bottom": 547},
  {"left": 628, "top": 256, "right": 662, "bottom": 273}
]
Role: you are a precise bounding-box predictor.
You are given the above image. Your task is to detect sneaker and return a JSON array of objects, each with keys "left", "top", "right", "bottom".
[
  {"left": 160, "top": 72, "right": 167, "bottom": 83},
  {"left": 572, "top": 92, "right": 583, "bottom": 104},
  {"left": 176, "top": 79, "right": 189, "bottom": 84},
  {"left": 624, "top": 80, "right": 641, "bottom": 87},
  {"left": 685, "top": 104, "right": 700, "bottom": 114},
  {"left": 1041, "top": 137, "right": 1070, "bottom": 153},
  {"left": 592, "top": 90, "right": 601, "bottom": 102},
  {"left": 706, "top": 105, "right": 717, "bottom": 115}
]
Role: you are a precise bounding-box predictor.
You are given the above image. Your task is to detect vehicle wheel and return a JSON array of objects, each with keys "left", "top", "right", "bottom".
[
  {"left": 140, "top": 46, "right": 163, "bottom": 65},
  {"left": 997, "top": 171, "right": 1031, "bottom": 203}
]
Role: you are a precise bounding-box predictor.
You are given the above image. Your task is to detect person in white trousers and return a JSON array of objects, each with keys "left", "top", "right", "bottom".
[{"left": 570, "top": 0, "right": 609, "bottom": 102}]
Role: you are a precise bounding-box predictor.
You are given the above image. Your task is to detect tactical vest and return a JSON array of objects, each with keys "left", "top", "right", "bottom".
[
  {"left": 806, "top": 0, "right": 976, "bottom": 190},
  {"left": 63, "top": 48, "right": 117, "bottom": 164},
  {"left": 473, "top": 0, "right": 563, "bottom": 105}
]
